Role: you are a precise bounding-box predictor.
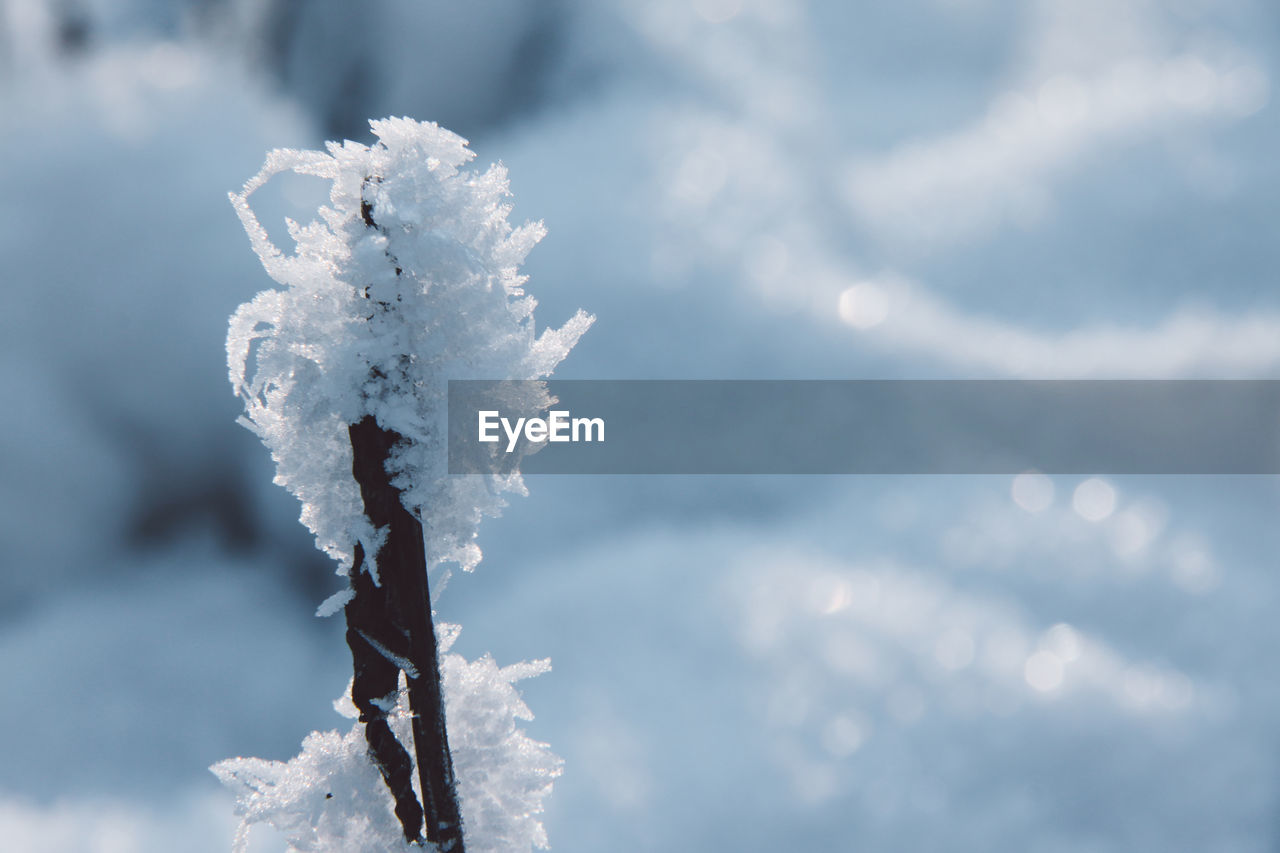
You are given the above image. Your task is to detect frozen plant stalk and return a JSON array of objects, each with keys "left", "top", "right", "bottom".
[{"left": 215, "top": 117, "right": 591, "bottom": 852}]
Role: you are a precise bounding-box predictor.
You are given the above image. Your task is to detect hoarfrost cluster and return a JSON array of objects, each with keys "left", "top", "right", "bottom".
[
  {"left": 213, "top": 624, "right": 562, "bottom": 853},
  {"left": 218, "top": 117, "right": 584, "bottom": 852},
  {"left": 227, "top": 116, "right": 593, "bottom": 581}
]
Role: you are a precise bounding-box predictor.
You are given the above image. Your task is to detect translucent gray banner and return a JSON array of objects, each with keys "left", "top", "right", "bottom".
[{"left": 447, "top": 380, "right": 1280, "bottom": 475}]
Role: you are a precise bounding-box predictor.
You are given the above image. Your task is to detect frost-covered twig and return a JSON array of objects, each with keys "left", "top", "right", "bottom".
[
  {"left": 217, "top": 117, "right": 591, "bottom": 852},
  {"left": 346, "top": 415, "right": 461, "bottom": 847},
  {"left": 214, "top": 629, "right": 563, "bottom": 853}
]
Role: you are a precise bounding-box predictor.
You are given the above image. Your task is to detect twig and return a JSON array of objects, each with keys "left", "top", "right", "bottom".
[{"left": 346, "top": 417, "right": 466, "bottom": 850}]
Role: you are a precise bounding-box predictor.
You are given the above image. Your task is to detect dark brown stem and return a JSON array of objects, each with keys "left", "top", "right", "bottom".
[{"left": 346, "top": 416, "right": 465, "bottom": 851}]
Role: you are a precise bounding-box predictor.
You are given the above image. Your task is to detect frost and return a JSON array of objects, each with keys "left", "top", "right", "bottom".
[
  {"left": 352, "top": 629, "right": 420, "bottom": 680},
  {"left": 213, "top": 626, "right": 562, "bottom": 853},
  {"left": 227, "top": 117, "right": 593, "bottom": 581},
  {"left": 220, "top": 118, "right": 582, "bottom": 850},
  {"left": 315, "top": 588, "right": 356, "bottom": 618}
]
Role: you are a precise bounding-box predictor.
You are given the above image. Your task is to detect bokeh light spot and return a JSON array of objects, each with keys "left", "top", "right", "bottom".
[
  {"left": 1011, "top": 471, "right": 1054, "bottom": 513},
  {"left": 838, "top": 283, "right": 890, "bottom": 329},
  {"left": 1073, "top": 478, "right": 1116, "bottom": 521},
  {"left": 1024, "top": 650, "right": 1065, "bottom": 692}
]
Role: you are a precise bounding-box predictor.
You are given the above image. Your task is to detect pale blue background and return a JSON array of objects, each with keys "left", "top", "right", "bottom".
[{"left": 2, "top": 1, "right": 1279, "bottom": 850}]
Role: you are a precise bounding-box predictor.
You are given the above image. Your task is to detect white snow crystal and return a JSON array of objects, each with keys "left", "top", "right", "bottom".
[
  {"left": 212, "top": 625, "right": 563, "bottom": 853},
  {"left": 220, "top": 117, "right": 581, "bottom": 852},
  {"left": 227, "top": 116, "right": 593, "bottom": 581}
]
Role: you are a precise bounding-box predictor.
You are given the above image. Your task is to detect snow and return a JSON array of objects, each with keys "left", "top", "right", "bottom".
[
  {"left": 3, "top": 1, "right": 1280, "bottom": 852},
  {"left": 214, "top": 627, "right": 561, "bottom": 853},
  {"left": 220, "top": 116, "right": 586, "bottom": 850},
  {"left": 227, "top": 117, "right": 592, "bottom": 578}
]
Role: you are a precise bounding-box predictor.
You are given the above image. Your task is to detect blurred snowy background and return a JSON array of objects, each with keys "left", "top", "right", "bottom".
[{"left": 2, "top": 0, "right": 1280, "bottom": 850}]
